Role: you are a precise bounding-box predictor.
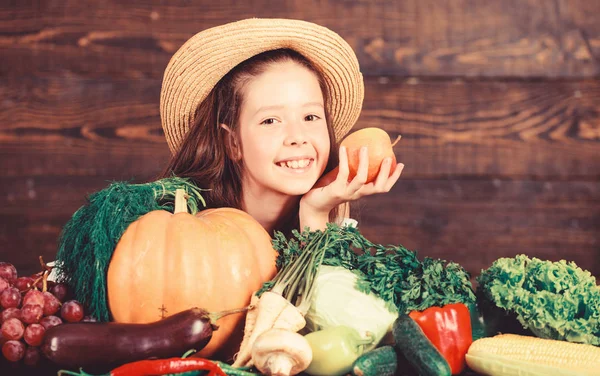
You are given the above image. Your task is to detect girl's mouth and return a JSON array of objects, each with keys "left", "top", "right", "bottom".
[{"left": 275, "top": 158, "right": 314, "bottom": 171}]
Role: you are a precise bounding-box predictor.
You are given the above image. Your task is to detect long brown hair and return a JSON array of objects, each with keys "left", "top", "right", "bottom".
[{"left": 159, "top": 48, "right": 343, "bottom": 233}]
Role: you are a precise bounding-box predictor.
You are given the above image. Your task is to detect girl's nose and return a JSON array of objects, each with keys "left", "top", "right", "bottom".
[{"left": 283, "top": 122, "right": 309, "bottom": 146}]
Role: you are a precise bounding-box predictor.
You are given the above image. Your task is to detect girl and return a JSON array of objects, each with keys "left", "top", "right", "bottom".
[{"left": 158, "top": 18, "right": 404, "bottom": 236}]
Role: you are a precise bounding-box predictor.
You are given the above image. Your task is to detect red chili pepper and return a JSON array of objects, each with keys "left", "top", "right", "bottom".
[
  {"left": 409, "top": 303, "right": 473, "bottom": 375},
  {"left": 109, "top": 357, "right": 226, "bottom": 376}
]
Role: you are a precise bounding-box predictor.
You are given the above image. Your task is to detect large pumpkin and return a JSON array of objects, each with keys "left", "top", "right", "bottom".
[{"left": 106, "top": 189, "right": 278, "bottom": 357}]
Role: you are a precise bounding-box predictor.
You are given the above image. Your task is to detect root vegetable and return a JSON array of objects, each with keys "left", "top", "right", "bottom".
[
  {"left": 235, "top": 293, "right": 259, "bottom": 363},
  {"left": 252, "top": 328, "right": 312, "bottom": 376},
  {"left": 232, "top": 291, "right": 305, "bottom": 368},
  {"left": 234, "top": 225, "right": 339, "bottom": 369}
]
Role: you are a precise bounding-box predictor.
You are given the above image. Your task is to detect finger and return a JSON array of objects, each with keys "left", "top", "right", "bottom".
[
  {"left": 383, "top": 163, "right": 405, "bottom": 191},
  {"left": 373, "top": 157, "right": 393, "bottom": 191},
  {"left": 348, "top": 146, "right": 369, "bottom": 191},
  {"left": 336, "top": 146, "right": 350, "bottom": 183}
]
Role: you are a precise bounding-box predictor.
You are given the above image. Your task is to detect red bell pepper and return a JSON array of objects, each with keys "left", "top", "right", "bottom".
[{"left": 409, "top": 303, "right": 473, "bottom": 375}]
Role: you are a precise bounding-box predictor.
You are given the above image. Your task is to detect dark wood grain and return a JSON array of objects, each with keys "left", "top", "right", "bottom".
[
  {"left": 0, "top": 76, "right": 168, "bottom": 180},
  {"left": 360, "top": 77, "right": 600, "bottom": 180},
  {"left": 1, "top": 176, "right": 598, "bottom": 279},
  {"left": 0, "top": 0, "right": 598, "bottom": 79},
  {"left": 0, "top": 175, "right": 110, "bottom": 276},
  {"left": 1, "top": 76, "right": 598, "bottom": 180}
]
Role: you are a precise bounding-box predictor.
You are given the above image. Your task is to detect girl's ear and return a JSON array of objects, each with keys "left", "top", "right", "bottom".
[{"left": 220, "top": 124, "right": 242, "bottom": 161}]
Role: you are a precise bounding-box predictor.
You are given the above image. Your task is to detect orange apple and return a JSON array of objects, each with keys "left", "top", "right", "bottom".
[{"left": 315, "top": 127, "right": 401, "bottom": 187}]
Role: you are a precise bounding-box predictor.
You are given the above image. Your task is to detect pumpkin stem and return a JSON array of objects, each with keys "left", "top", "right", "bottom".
[
  {"left": 174, "top": 188, "right": 189, "bottom": 214},
  {"left": 391, "top": 134, "right": 402, "bottom": 147}
]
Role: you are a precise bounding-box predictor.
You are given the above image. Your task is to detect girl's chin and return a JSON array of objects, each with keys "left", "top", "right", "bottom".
[
  {"left": 278, "top": 185, "right": 314, "bottom": 196},
  {"left": 273, "top": 180, "right": 316, "bottom": 196}
]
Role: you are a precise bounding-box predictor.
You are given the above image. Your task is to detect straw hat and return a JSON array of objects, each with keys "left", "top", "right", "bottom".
[{"left": 160, "top": 18, "right": 364, "bottom": 155}]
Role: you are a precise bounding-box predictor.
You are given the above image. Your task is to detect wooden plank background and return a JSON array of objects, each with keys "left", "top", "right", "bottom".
[{"left": 1, "top": 0, "right": 599, "bottom": 282}]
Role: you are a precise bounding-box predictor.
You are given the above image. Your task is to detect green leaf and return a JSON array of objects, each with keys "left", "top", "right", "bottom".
[{"left": 478, "top": 255, "right": 600, "bottom": 345}]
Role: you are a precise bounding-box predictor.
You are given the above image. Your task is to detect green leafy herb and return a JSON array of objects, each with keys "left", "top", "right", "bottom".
[{"left": 261, "top": 223, "right": 476, "bottom": 314}]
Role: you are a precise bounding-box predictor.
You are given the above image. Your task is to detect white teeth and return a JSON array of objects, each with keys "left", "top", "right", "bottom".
[{"left": 278, "top": 159, "right": 311, "bottom": 169}]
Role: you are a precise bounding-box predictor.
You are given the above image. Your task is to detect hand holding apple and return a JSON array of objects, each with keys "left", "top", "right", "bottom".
[{"left": 316, "top": 127, "right": 402, "bottom": 187}]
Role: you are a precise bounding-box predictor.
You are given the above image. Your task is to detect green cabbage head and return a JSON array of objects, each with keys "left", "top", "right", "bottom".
[{"left": 305, "top": 265, "right": 398, "bottom": 351}]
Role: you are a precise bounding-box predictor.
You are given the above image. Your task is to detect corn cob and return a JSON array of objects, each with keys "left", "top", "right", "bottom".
[{"left": 465, "top": 333, "right": 600, "bottom": 376}]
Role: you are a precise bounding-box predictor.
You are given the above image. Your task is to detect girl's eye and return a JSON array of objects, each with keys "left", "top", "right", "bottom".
[
  {"left": 305, "top": 114, "right": 321, "bottom": 122},
  {"left": 260, "top": 118, "right": 278, "bottom": 125}
]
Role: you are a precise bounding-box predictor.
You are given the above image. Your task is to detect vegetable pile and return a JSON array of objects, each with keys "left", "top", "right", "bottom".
[
  {"left": 7, "top": 170, "right": 598, "bottom": 375},
  {"left": 228, "top": 223, "right": 477, "bottom": 375}
]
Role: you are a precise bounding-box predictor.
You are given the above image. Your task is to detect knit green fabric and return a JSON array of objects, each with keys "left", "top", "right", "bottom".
[{"left": 55, "top": 177, "right": 206, "bottom": 322}]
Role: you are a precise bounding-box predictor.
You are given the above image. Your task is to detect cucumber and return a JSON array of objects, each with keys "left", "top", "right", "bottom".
[
  {"left": 392, "top": 314, "right": 452, "bottom": 376},
  {"left": 351, "top": 345, "right": 398, "bottom": 376}
]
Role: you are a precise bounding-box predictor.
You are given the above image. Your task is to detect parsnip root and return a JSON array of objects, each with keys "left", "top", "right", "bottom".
[{"left": 232, "top": 291, "right": 306, "bottom": 368}]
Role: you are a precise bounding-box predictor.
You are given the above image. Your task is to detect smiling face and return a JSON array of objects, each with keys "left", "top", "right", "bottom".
[{"left": 236, "top": 60, "right": 331, "bottom": 197}]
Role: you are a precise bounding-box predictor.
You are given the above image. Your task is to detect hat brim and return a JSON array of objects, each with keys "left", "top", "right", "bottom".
[{"left": 160, "top": 18, "right": 364, "bottom": 155}]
